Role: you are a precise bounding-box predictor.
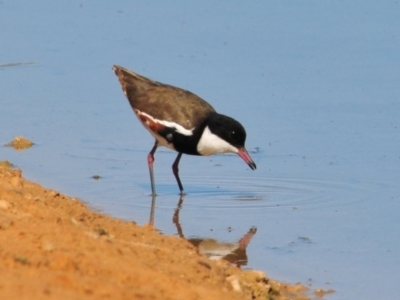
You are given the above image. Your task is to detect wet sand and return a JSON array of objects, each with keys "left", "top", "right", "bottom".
[{"left": 0, "top": 163, "right": 311, "bottom": 299}]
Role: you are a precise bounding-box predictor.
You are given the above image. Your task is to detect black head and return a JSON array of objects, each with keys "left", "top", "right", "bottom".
[
  {"left": 199, "top": 112, "right": 256, "bottom": 170},
  {"left": 206, "top": 113, "right": 247, "bottom": 148}
]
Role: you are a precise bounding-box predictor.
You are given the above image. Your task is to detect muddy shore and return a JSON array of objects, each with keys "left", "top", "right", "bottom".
[{"left": 0, "top": 163, "right": 313, "bottom": 299}]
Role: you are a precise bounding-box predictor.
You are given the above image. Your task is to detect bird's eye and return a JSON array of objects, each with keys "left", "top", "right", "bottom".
[{"left": 230, "top": 130, "right": 237, "bottom": 140}]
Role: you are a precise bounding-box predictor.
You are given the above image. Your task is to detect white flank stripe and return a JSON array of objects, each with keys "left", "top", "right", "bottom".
[{"left": 137, "top": 111, "right": 194, "bottom": 136}]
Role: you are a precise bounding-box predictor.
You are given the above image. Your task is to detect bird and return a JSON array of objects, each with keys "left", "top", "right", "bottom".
[{"left": 113, "top": 65, "right": 256, "bottom": 195}]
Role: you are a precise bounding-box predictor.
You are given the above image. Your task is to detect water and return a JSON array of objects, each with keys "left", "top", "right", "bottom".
[{"left": 1, "top": 1, "right": 400, "bottom": 299}]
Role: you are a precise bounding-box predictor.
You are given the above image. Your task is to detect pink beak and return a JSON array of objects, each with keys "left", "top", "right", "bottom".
[{"left": 238, "top": 148, "right": 256, "bottom": 170}]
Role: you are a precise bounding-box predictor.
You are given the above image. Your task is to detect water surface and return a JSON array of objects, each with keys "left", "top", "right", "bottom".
[{"left": 1, "top": 1, "right": 400, "bottom": 299}]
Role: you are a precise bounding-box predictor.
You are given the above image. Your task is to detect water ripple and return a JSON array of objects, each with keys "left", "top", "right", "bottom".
[{"left": 149, "top": 175, "right": 369, "bottom": 212}]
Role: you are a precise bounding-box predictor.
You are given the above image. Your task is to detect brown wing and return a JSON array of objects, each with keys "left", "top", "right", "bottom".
[{"left": 113, "top": 65, "right": 216, "bottom": 129}]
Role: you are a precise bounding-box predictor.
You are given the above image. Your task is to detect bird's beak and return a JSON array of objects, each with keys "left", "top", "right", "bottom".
[{"left": 238, "top": 148, "right": 257, "bottom": 170}]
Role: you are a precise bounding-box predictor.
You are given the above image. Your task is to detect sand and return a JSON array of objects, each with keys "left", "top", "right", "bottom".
[{"left": 0, "top": 163, "right": 313, "bottom": 300}]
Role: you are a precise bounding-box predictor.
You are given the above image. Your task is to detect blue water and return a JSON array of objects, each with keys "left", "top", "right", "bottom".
[{"left": 1, "top": 1, "right": 400, "bottom": 299}]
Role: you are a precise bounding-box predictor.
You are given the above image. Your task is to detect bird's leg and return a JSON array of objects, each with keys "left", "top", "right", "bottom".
[
  {"left": 172, "top": 152, "right": 185, "bottom": 195},
  {"left": 172, "top": 194, "right": 185, "bottom": 238},
  {"left": 148, "top": 194, "right": 156, "bottom": 227},
  {"left": 148, "top": 141, "right": 158, "bottom": 195}
]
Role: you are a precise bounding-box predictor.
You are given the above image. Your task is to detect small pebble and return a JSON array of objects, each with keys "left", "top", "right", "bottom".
[
  {"left": 315, "top": 288, "right": 335, "bottom": 298},
  {"left": 71, "top": 218, "right": 80, "bottom": 225},
  {"left": 49, "top": 190, "right": 60, "bottom": 197},
  {"left": 226, "top": 275, "right": 242, "bottom": 292},
  {"left": 41, "top": 241, "right": 55, "bottom": 252},
  {"left": 5, "top": 136, "right": 34, "bottom": 150},
  {"left": 0, "top": 200, "right": 12, "bottom": 210}
]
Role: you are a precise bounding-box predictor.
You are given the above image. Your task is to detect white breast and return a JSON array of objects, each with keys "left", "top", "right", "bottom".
[{"left": 197, "top": 126, "right": 238, "bottom": 156}]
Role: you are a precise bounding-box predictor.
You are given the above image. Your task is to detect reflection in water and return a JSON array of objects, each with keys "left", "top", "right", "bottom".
[
  {"left": 148, "top": 194, "right": 257, "bottom": 267},
  {"left": 148, "top": 194, "right": 157, "bottom": 226},
  {"left": 171, "top": 195, "right": 257, "bottom": 267},
  {"left": 172, "top": 194, "right": 185, "bottom": 237},
  {"left": 187, "top": 227, "right": 257, "bottom": 268}
]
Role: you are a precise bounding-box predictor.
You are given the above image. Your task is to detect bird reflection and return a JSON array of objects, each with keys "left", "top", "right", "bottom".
[
  {"left": 148, "top": 194, "right": 257, "bottom": 267},
  {"left": 172, "top": 195, "right": 257, "bottom": 268}
]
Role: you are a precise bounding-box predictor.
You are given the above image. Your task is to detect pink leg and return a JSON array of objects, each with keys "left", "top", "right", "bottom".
[{"left": 148, "top": 141, "right": 158, "bottom": 195}]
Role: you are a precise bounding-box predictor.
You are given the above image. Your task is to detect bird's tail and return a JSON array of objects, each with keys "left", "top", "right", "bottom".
[{"left": 113, "top": 65, "right": 160, "bottom": 100}]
